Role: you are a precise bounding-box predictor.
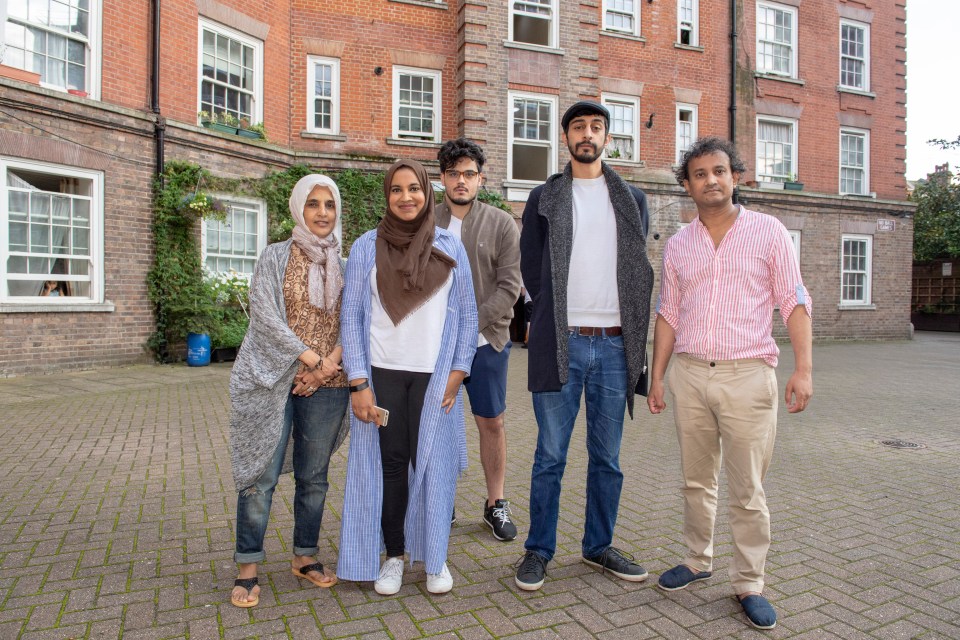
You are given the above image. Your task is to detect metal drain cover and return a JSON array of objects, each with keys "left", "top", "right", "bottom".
[{"left": 879, "top": 439, "right": 926, "bottom": 449}]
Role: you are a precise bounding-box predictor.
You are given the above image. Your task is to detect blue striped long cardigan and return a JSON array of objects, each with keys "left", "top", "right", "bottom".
[{"left": 336, "top": 228, "right": 478, "bottom": 580}]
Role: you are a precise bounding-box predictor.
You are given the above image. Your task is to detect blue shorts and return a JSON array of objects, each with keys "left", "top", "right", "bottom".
[{"left": 464, "top": 342, "right": 511, "bottom": 418}]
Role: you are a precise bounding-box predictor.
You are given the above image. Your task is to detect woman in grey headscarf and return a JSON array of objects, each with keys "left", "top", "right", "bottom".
[{"left": 228, "top": 174, "right": 350, "bottom": 607}]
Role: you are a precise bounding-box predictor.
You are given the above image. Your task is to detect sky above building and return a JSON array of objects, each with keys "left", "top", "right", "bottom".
[{"left": 905, "top": 1, "right": 960, "bottom": 180}]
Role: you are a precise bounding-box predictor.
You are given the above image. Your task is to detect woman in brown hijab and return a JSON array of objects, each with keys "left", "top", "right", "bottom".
[{"left": 337, "top": 160, "right": 478, "bottom": 596}]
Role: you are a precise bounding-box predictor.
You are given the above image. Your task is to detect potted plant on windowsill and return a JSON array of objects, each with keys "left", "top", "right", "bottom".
[
  {"left": 199, "top": 110, "right": 241, "bottom": 135},
  {"left": 784, "top": 174, "right": 804, "bottom": 191},
  {"left": 236, "top": 119, "right": 267, "bottom": 140}
]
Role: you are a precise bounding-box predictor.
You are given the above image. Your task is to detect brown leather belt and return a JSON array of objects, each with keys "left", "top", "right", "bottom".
[{"left": 569, "top": 326, "right": 622, "bottom": 336}]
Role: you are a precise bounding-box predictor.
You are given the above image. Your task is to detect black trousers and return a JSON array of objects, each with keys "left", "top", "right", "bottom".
[{"left": 371, "top": 366, "right": 431, "bottom": 558}]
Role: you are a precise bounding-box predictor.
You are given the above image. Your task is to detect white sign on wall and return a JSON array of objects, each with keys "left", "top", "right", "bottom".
[{"left": 876, "top": 219, "right": 895, "bottom": 231}]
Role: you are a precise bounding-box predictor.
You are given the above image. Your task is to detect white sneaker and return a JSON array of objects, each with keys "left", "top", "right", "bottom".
[
  {"left": 374, "top": 557, "right": 405, "bottom": 595},
  {"left": 426, "top": 563, "right": 453, "bottom": 594}
]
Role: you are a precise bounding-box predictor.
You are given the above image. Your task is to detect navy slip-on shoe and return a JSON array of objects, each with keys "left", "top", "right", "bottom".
[
  {"left": 657, "top": 564, "right": 713, "bottom": 591},
  {"left": 739, "top": 594, "right": 777, "bottom": 629}
]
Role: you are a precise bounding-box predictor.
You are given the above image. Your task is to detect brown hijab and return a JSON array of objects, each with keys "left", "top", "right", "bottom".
[{"left": 376, "top": 159, "right": 456, "bottom": 325}]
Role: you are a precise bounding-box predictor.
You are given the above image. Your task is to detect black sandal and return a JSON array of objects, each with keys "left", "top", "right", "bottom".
[
  {"left": 231, "top": 576, "right": 259, "bottom": 608},
  {"left": 293, "top": 561, "right": 338, "bottom": 588}
]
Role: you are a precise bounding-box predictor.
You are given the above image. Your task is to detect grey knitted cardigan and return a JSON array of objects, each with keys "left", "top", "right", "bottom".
[
  {"left": 228, "top": 239, "right": 349, "bottom": 491},
  {"left": 520, "top": 162, "right": 654, "bottom": 418}
]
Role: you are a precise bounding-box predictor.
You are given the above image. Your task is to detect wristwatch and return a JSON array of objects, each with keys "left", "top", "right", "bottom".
[{"left": 349, "top": 381, "right": 370, "bottom": 393}]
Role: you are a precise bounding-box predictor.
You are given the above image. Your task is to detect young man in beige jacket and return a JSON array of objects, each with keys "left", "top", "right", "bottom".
[{"left": 436, "top": 138, "right": 522, "bottom": 541}]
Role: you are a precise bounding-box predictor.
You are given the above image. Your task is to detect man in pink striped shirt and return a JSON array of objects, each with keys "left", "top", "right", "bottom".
[{"left": 648, "top": 137, "right": 813, "bottom": 630}]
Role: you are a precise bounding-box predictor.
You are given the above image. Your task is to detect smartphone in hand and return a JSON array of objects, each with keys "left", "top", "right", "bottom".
[{"left": 373, "top": 405, "right": 390, "bottom": 427}]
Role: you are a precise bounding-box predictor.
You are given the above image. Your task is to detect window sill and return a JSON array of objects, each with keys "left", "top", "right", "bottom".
[
  {"left": 674, "top": 43, "right": 704, "bottom": 52},
  {"left": 837, "top": 86, "right": 876, "bottom": 99},
  {"left": 754, "top": 72, "right": 805, "bottom": 86},
  {"left": 0, "top": 301, "right": 116, "bottom": 313},
  {"left": 301, "top": 131, "right": 347, "bottom": 141},
  {"left": 389, "top": 0, "right": 448, "bottom": 8},
  {"left": 386, "top": 137, "right": 441, "bottom": 148},
  {"left": 503, "top": 41, "right": 565, "bottom": 56},
  {"left": 604, "top": 158, "right": 646, "bottom": 168},
  {"left": 839, "top": 191, "right": 876, "bottom": 199},
  {"left": 504, "top": 180, "right": 542, "bottom": 202},
  {"left": 837, "top": 303, "right": 876, "bottom": 311},
  {"left": 600, "top": 31, "right": 645, "bottom": 43}
]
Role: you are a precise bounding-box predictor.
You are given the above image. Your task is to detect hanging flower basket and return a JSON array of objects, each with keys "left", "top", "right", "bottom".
[{"left": 179, "top": 192, "right": 227, "bottom": 220}]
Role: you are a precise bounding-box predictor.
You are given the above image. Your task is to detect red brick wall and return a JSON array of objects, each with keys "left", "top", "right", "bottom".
[{"left": 735, "top": 0, "right": 907, "bottom": 199}]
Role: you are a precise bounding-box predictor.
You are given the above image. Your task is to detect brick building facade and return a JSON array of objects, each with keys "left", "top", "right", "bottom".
[{"left": 0, "top": 0, "right": 913, "bottom": 376}]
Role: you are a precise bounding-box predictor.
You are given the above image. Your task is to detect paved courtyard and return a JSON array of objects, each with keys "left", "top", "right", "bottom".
[{"left": 1, "top": 332, "right": 959, "bottom": 639}]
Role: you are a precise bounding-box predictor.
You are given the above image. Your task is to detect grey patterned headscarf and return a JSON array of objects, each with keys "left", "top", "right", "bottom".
[{"left": 289, "top": 174, "right": 344, "bottom": 311}]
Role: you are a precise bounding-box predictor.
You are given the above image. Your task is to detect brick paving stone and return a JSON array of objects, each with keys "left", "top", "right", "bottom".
[
  {"left": 502, "top": 628, "right": 561, "bottom": 639},
  {"left": 474, "top": 606, "right": 522, "bottom": 637},
  {"left": 612, "top": 622, "right": 672, "bottom": 639},
  {"left": 459, "top": 623, "right": 497, "bottom": 640}
]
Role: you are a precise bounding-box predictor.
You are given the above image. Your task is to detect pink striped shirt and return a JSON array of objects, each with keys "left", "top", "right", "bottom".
[{"left": 657, "top": 206, "right": 812, "bottom": 367}]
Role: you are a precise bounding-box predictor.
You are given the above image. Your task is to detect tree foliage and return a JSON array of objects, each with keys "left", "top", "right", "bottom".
[
  {"left": 911, "top": 167, "right": 960, "bottom": 262},
  {"left": 927, "top": 136, "right": 960, "bottom": 150}
]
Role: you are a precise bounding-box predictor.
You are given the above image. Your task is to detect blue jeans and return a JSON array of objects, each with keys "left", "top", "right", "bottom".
[
  {"left": 235, "top": 387, "right": 348, "bottom": 563},
  {"left": 525, "top": 331, "right": 628, "bottom": 561}
]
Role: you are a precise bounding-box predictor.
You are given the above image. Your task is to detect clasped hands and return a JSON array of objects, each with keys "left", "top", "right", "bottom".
[{"left": 293, "top": 357, "right": 341, "bottom": 396}]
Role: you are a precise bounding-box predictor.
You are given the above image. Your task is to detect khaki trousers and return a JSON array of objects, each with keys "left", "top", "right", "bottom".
[{"left": 669, "top": 354, "right": 778, "bottom": 594}]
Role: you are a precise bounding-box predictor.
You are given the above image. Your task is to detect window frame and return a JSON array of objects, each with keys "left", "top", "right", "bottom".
[
  {"left": 197, "top": 18, "right": 264, "bottom": 126},
  {"left": 756, "top": 1, "right": 798, "bottom": 78},
  {"left": 200, "top": 195, "right": 267, "bottom": 276},
  {"left": 839, "top": 19, "right": 870, "bottom": 92},
  {"left": 602, "top": 94, "right": 640, "bottom": 163},
  {"left": 839, "top": 128, "right": 870, "bottom": 196},
  {"left": 755, "top": 116, "right": 798, "bottom": 183},
  {"left": 509, "top": 0, "right": 559, "bottom": 48},
  {"left": 0, "top": 157, "right": 104, "bottom": 305},
  {"left": 677, "top": 0, "right": 699, "bottom": 46},
  {"left": 507, "top": 91, "right": 558, "bottom": 185},
  {"left": 787, "top": 229, "right": 801, "bottom": 266},
  {"left": 306, "top": 55, "right": 341, "bottom": 135},
  {"left": 2, "top": 0, "right": 103, "bottom": 98},
  {"left": 840, "top": 234, "right": 872, "bottom": 307},
  {"left": 392, "top": 66, "right": 442, "bottom": 143},
  {"left": 676, "top": 103, "right": 699, "bottom": 164},
  {"left": 602, "top": 0, "right": 640, "bottom": 37}
]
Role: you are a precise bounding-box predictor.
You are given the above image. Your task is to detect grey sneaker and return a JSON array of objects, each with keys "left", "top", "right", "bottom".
[
  {"left": 483, "top": 499, "right": 518, "bottom": 541},
  {"left": 514, "top": 551, "right": 548, "bottom": 591},
  {"left": 582, "top": 547, "right": 648, "bottom": 582}
]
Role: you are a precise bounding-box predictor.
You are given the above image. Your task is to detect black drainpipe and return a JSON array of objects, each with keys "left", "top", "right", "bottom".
[
  {"left": 730, "top": 0, "right": 739, "bottom": 204},
  {"left": 729, "top": 0, "right": 738, "bottom": 144},
  {"left": 152, "top": 0, "right": 164, "bottom": 179}
]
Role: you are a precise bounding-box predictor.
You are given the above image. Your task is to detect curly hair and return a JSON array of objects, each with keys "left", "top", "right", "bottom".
[
  {"left": 437, "top": 138, "right": 486, "bottom": 173},
  {"left": 675, "top": 136, "right": 747, "bottom": 185}
]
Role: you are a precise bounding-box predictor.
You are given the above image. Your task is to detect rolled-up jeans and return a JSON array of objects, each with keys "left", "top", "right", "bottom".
[
  {"left": 235, "top": 386, "right": 348, "bottom": 563},
  {"left": 524, "top": 331, "right": 628, "bottom": 561}
]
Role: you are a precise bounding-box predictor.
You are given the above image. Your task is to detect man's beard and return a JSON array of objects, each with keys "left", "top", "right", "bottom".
[
  {"left": 447, "top": 192, "right": 476, "bottom": 206},
  {"left": 570, "top": 142, "right": 603, "bottom": 163}
]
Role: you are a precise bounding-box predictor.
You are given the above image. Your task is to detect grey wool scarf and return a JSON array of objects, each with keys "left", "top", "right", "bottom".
[{"left": 538, "top": 162, "right": 654, "bottom": 417}]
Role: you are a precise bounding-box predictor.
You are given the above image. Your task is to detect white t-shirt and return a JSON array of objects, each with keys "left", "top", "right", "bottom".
[
  {"left": 370, "top": 266, "right": 452, "bottom": 373},
  {"left": 567, "top": 176, "right": 621, "bottom": 327}
]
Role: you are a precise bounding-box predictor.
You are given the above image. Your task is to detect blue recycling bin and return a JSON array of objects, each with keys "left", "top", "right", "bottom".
[{"left": 186, "top": 332, "right": 211, "bottom": 366}]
